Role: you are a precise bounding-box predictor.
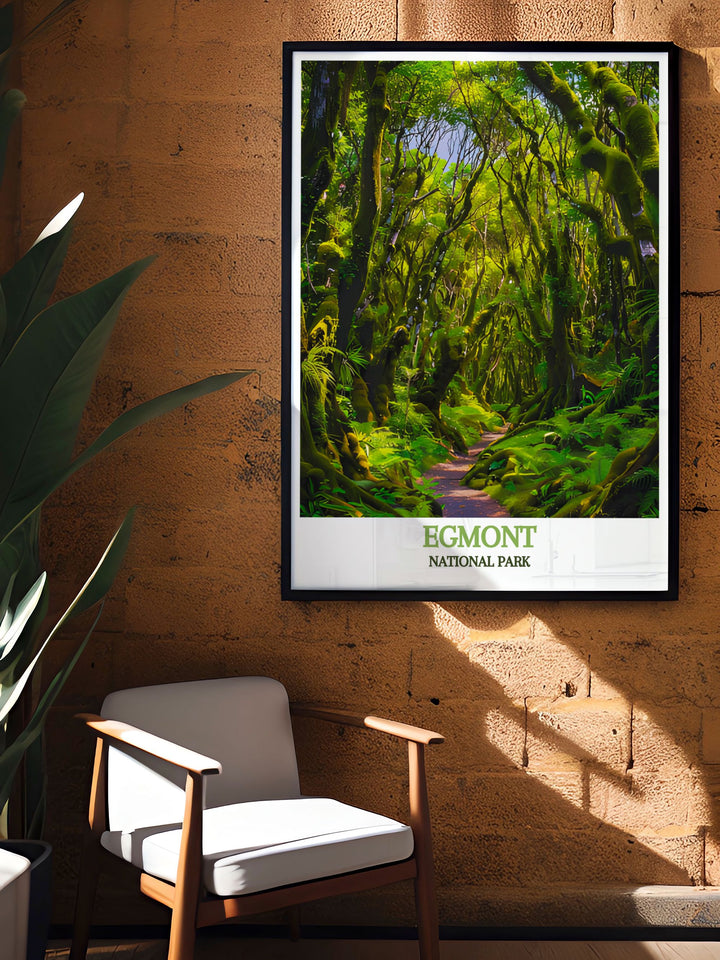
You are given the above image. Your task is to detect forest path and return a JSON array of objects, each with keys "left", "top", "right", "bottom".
[{"left": 424, "top": 431, "right": 510, "bottom": 519}]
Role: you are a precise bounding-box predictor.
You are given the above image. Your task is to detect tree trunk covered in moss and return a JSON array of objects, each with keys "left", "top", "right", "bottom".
[
  {"left": 299, "top": 404, "right": 403, "bottom": 516},
  {"left": 416, "top": 332, "right": 464, "bottom": 416},
  {"left": 584, "top": 62, "right": 660, "bottom": 201},
  {"left": 336, "top": 62, "right": 394, "bottom": 356},
  {"left": 521, "top": 61, "right": 658, "bottom": 287},
  {"left": 497, "top": 146, "right": 579, "bottom": 418},
  {"left": 301, "top": 61, "right": 342, "bottom": 244},
  {"left": 363, "top": 325, "right": 410, "bottom": 424},
  {"left": 544, "top": 224, "right": 579, "bottom": 406}
]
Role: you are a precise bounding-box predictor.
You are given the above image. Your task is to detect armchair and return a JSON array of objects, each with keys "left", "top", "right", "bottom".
[{"left": 69, "top": 677, "right": 443, "bottom": 960}]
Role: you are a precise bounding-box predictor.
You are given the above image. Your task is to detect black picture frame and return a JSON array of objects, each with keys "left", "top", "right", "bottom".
[{"left": 282, "top": 41, "right": 679, "bottom": 601}]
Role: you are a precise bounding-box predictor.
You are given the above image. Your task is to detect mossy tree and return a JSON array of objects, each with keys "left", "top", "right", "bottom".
[{"left": 298, "top": 57, "right": 664, "bottom": 519}]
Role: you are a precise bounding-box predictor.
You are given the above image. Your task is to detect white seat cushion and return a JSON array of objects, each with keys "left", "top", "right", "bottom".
[{"left": 100, "top": 797, "right": 414, "bottom": 897}]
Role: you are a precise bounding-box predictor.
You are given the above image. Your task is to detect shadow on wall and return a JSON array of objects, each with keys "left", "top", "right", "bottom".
[
  {"left": 307, "top": 599, "right": 716, "bottom": 927},
  {"left": 290, "top": 41, "right": 717, "bottom": 929},
  {"left": 284, "top": 591, "right": 714, "bottom": 929},
  {"left": 287, "top": 38, "right": 720, "bottom": 926},
  {"left": 434, "top": 603, "right": 706, "bottom": 847},
  {"left": 65, "top": 591, "right": 714, "bottom": 930}
]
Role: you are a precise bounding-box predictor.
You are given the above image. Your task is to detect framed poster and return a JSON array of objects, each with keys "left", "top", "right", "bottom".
[{"left": 282, "top": 42, "right": 679, "bottom": 600}]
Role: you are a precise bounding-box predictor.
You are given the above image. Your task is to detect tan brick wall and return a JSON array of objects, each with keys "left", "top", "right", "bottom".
[{"left": 16, "top": 0, "right": 720, "bottom": 929}]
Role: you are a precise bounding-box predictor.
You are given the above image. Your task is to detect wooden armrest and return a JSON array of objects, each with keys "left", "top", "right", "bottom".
[
  {"left": 76, "top": 713, "right": 223, "bottom": 777},
  {"left": 290, "top": 704, "right": 443, "bottom": 745}
]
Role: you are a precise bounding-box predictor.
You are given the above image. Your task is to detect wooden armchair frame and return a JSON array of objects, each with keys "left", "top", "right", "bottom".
[{"left": 70, "top": 703, "right": 444, "bottom": 960}]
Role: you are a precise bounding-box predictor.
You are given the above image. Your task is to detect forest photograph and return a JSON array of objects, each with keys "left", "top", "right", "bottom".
[{"left": 294, "top": 52, "right": 667, "bottom": 523}]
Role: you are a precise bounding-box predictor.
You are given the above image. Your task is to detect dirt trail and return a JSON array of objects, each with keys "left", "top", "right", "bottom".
[{"left": 423, "top": 431, "right": 511, "bottom": 518}]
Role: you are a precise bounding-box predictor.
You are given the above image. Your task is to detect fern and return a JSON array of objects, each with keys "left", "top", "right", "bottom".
[
  {"left": 338, "top": 345, "right": 369, "bottom": 390},
  {"left": 441, "top": 394, "right": 505, "bottom": 441},
  {"left": 302, "top": 344, "right": 337, "bottom": 404}
]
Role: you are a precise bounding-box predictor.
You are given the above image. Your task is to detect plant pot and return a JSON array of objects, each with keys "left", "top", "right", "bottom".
[
  {"left": 0, "top": 841, "right": 52, "bottom": 960},
  {"left": 0, "top": 845, "right": 30, "bottom": 960}
]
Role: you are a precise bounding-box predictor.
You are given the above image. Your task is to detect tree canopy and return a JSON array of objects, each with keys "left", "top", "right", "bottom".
[{"left": 298, "top": 58, "right": 662, "bottom": 520}]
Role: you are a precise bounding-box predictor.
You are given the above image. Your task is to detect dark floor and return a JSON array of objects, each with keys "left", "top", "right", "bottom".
[{"left": 47, "top": 939, "right": 720, "bottom": 959}]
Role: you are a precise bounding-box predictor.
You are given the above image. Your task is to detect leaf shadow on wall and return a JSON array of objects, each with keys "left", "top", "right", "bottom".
[
  {"left": 436, "top": 601, "right": 711, "bottom": 914},
  {"left": 293, "top": 599, "right": 712, "bottom": 927}
]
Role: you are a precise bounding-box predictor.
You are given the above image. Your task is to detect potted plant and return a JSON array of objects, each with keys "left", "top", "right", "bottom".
[{"left": 0, "top": 4, "right": 250, "bottom": 957}]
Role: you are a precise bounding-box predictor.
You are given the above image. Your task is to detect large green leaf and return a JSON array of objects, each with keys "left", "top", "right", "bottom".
[
  {"left": 68, "top": 508, "right": 135, "bottom": 617},
  {"left": 0, "top": 571, "right": 45, "bottom": 662},
  {"left": 0, "top": 510, "right": 134, "bottom": 728},
  {"left": 0, "top": 194, "right": 81, "bottom": 361},
  {"left": 0, "top": 370, "right": 252, "bottom": 545},
  {"left": 0, "top": 603, "right": 104, "bottom": 818},
  {"left": 0, "top": 508, "right": 134, "bottom": 813},
  {"left": 0, "top": 510, "right": 44, "bottom": 679},
  {"left": 0, "top": 566, "right": 15, "bottom": 634},
  {"left": 0, "top": 256, "right": 154, "bottom": 512}
]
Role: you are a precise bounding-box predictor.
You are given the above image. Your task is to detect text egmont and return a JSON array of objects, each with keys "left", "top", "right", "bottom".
[{"left": 422, "top": 524, "right": 538, "bottom": 549}]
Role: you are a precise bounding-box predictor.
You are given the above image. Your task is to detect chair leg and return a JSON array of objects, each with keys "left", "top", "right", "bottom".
[
  {"left": 414, "top": 868, "right": 440, "bottom": 960},
  {"left": 167, "top": 899, "right": 198, "bottom": 960},
  {"left": 69, "top": 834, "right": 102, "bottom": 960},
  {"left": 168, "top": 771, "right": 203, "bottom": 960},
  {"left": 288, "top": 905, "right": 302, "bottom": 941},
  {"left": 408, "top": 741, "right": 441, "bottom": 960}
]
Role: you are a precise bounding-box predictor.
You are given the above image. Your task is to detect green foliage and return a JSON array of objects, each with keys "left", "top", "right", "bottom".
[
  {"left": 0, "top": 197, "right": 250, "bottom": 837},
  {"left": 301, "top": 344, "right": 336, "bottom": 403},
  {"left": 301, "top": 51, "right": 662, "bottom": 521},
  {"left": 463, "top": 375, "right": 659, "bottom": 518},
  {"left": 366, "top": 393, "right": 449, "bottom": 476},
  {"left": 300, "top": 475, "right": 350, "bottom": 517},
  {"left": 0, "top": 513, "right": 134, "bottom": 821},
  {"left": 440, "top": 394, "right": 504, "bottom": 442},
  {"left": 0, "top": 6, "right": 250, "bottom": 836}
]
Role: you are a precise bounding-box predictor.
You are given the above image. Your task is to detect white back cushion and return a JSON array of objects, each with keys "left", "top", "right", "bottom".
[{"left": 102, "top": 677, "right": 301, "bottom": 832}]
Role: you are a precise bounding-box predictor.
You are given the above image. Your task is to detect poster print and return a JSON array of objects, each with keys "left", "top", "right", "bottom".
[{"left": 281, "top": 42, "right": 678, "bottom": 599}]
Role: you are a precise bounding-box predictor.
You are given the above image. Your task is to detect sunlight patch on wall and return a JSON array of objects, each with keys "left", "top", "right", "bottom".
[
  {"left": 694, "top": 48, "right": 720, "bottom": 95},
  {"left": 428, "top": 602, "right": 712, "bottom": 855}
]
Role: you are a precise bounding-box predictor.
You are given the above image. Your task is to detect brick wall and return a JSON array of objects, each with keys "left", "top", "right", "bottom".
[{"left": 15, "top": 0, "right": 720, "bottom": 929}]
